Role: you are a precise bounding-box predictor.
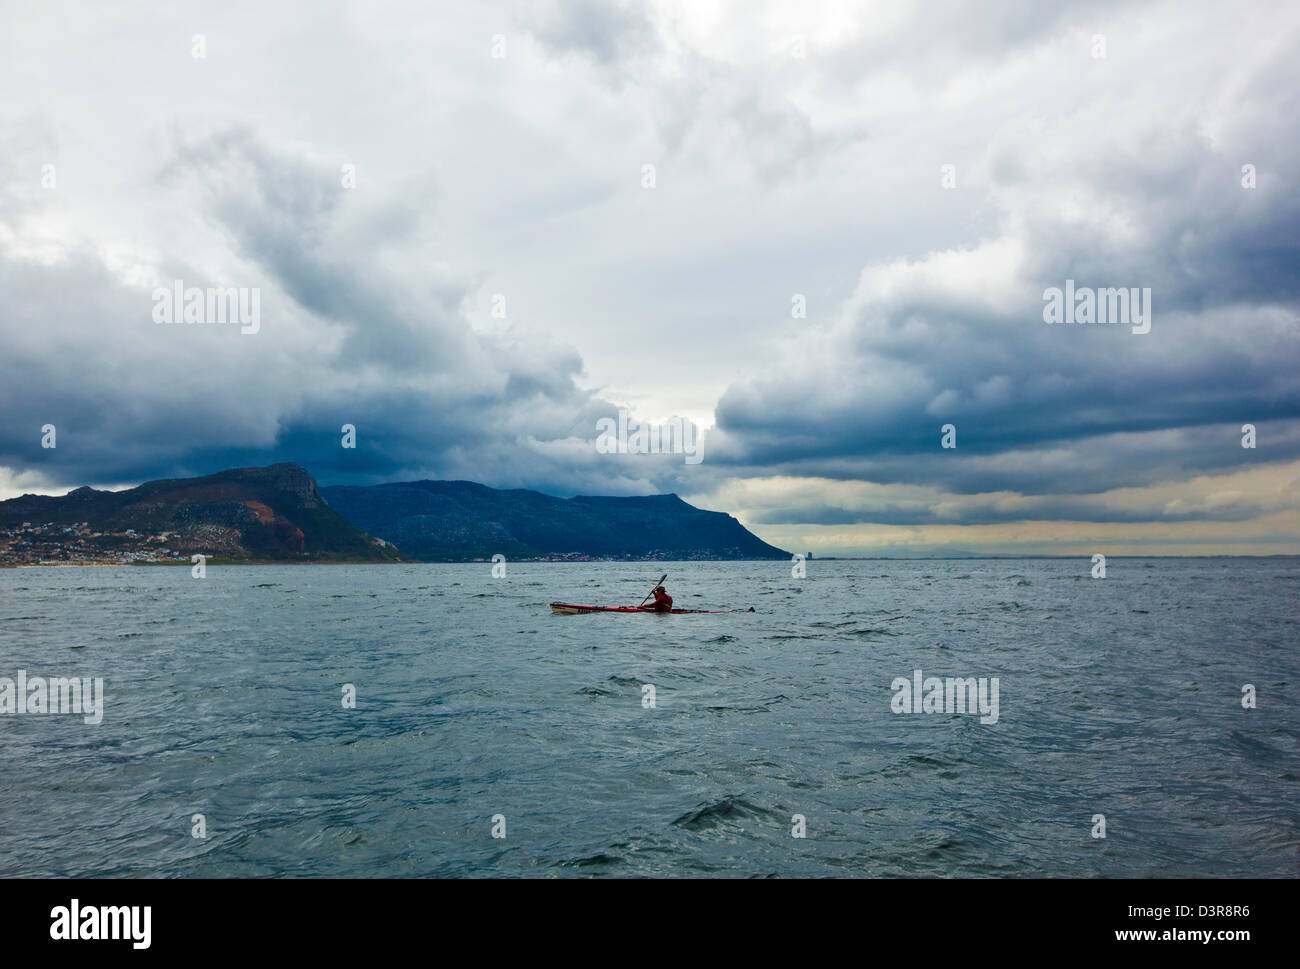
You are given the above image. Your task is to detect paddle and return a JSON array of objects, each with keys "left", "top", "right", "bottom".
[{"left": 637, "top": 573, "right": 669, "bottom": 608}]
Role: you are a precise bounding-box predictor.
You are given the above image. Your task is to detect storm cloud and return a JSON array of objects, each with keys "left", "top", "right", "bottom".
[{"left": 1, "top": 0, "right": 1297, "bottom": 554}]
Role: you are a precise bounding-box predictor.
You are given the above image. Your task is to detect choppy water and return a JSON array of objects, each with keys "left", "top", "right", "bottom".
[{"left": 0, "top": 558, "right": 1296, "bottom": 877}]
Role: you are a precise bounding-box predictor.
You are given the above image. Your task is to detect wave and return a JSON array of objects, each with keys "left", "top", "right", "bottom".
[{"left": 671, "top": 795, "right": 784, "bottom": 830}]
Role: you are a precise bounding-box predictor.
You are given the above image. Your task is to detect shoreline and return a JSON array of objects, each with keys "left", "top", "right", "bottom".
[{"left": 3, "top": 553, "right": 1296, "bottom": 568}]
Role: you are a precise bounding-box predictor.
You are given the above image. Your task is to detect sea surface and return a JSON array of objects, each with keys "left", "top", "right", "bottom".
[{"left": 0, "top": 558, "right": 1296, "bottom": 878}]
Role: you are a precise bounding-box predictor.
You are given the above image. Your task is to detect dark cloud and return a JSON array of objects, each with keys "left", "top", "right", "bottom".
[
  {"left": 0, "top": 125, "right": 628, "bottom": 493},
  {"left": 709, "top": 27, "right": 1300, "bottom": 507},
  {"left": 1, "top": 0, "right": 1297, "bottom": 551}
]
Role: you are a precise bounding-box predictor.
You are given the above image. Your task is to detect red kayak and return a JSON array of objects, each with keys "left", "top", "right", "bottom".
[{"left": 550, "top": 602, "right": 754, "bottom": 615}]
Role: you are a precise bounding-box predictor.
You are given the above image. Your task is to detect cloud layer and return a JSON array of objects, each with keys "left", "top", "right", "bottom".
[{"left": 1, "top": 0, "right": 1297, "bottom": 554}]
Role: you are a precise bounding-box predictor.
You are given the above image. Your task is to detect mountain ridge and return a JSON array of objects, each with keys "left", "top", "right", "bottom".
[
  {"left": 319, "top": 478, "right": 790, "bottom": 561},
  {"left": 1, "top": 466, "right": 789, "bottom": 564}
]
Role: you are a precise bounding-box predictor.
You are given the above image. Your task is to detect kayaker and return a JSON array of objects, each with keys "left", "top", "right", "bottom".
[{"left": 647, "top": 584, "right": 673, "bottom": 611}]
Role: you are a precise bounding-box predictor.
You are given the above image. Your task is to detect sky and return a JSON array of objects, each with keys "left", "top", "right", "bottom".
[{"left": 1, "top": 0, "right": 1297, "bottom": 555}]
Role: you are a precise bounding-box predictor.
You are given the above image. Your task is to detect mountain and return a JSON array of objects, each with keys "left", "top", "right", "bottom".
[
  {"left": 0, "top": 463, "right": 404, "bottom": 564},
  {"left": 319, "top": 480, "right": 790, "bottom": 561}
]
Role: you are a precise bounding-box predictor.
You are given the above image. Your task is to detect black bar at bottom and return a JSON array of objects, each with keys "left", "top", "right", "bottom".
[{"left": 0, "top": 877, "right": 1280, "bottom": 956}]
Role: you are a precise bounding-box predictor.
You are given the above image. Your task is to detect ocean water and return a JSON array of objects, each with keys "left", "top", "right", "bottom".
[{"left": 0, "top": 558, "right": 1295, "bottom": 878}]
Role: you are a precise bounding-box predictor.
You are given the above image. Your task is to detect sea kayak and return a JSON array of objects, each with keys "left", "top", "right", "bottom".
[{"left": 549, "top": 602, "right": 754, "bottom": 615}]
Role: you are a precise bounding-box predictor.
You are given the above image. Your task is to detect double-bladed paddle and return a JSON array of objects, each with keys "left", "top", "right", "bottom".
[{"left": 637, "top": 573, "right": 669, "bottom": 608}]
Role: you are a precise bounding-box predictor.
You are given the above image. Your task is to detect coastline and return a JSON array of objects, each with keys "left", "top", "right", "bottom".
[{"left": 4, "top": 553, "right": 1296, "bottom": 568}]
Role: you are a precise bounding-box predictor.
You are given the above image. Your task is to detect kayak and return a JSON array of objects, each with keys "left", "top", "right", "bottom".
[{"left": 549, "top": 602, "right": 754, "bottom": 615}]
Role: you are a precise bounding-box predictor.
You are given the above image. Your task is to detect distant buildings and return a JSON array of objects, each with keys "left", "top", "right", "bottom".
[{"left": 0, "top": 521, "right": 189, "bottom": 566}]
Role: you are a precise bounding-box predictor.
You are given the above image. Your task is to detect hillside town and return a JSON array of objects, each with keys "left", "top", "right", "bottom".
[{"left": 0, "top": 521, "right": 191, "bottom": 566}]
